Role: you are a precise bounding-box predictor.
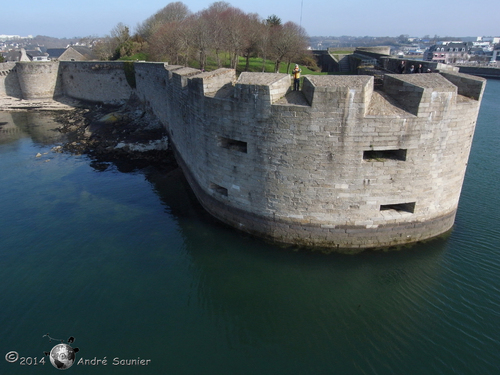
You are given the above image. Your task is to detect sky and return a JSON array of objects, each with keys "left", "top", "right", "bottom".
[{"left": 2, "top": 0, "right": 499, "bottom": 39}]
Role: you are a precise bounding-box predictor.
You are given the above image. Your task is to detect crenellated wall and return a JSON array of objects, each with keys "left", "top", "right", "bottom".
[
  {"left": 132, "top": 64, "right": 485, "bottom": 249},
  {"left": 1, "top": 61, "right": 486, "bottom": 250},
  {"left": 379, "top": 57, "right": 458, "bottom": 75}
]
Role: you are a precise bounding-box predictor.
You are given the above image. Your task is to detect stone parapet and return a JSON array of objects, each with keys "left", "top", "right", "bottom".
[
  {"left": 439, "top": 71, "right": 485, "bottom": 100},
  {"left": 383, "top": 73, "right": 457, "bottom": 117},
  {"left": 302, "top": 75, "right": 373, "bottom": 115},
  {"left": 151, "top": 67, "right": 484, "bottom": 248},
  {"left": 0, "top": 61, "right": 486, "bottom": 250},
  {"left": 457, "top": 66, "right": 500, "bottom": 79},
  {"left": 188, "top": 68, "right": 236, "bottom": 97},
  {"left": 380, "top": 57, "right": 458, "bottom": 74}
]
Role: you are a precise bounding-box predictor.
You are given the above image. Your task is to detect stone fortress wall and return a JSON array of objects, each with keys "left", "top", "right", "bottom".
[
  {"left": 0, "top": 61, "right": 486, "bottom": 250},
  {"left": 0, "top": 62, "right": 22, "bottom": 98}
]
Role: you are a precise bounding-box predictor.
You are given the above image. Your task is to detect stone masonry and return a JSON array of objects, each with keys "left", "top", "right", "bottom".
[{"left": 1, "top": 61, "right": 486, "bottom": 250}]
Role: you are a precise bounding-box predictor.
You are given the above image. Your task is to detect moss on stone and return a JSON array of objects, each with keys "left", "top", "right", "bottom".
[{"left": 123, "top": 62, "right": 136, "bottom": 89}]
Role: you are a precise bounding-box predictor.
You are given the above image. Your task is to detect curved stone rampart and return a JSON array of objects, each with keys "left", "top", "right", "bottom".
[
  {"left": 15, "top": 62, "right": 61, "bottom": 99},
  {"left": 0, "top": 62, "right": 22, "bottom": 98},
  {"left": 59, "top": 62, "right": 132, "bottom": 103},
  {"left": 1, "top": 61, "right": 486, "bottom": 249},
  {"left": 7, "top": 61, "right": 134, "bottom": 102},
  {"left": 133, "top": 64, "right": 485, "bottom": 249}
]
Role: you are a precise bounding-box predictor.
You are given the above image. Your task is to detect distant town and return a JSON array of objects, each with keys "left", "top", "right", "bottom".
[
  {"left": 311, "top": 35, "right": 499, "bottom": 66},
  {"left": 1, "top": 33, "right": 499, "bottom": 66},
  {"left": 0, "top": 35, "right": 98, "bottom": 62}
]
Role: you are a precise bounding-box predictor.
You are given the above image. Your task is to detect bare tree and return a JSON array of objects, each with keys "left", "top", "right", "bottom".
[
  {"left": 149, "top": 22, "right": 179, "bottom": 62},
  {"left": 176, "top": 20, "right": 193, "bottom": 66},
  {"left": 241, "top": 13, "right": 263, "bottom": 71},
  {"left": 119, "top": 1, "right": 309, "bottom": 69},
  {"left": 256, "top": 14, "right": 283, "bottom": 72},
  {"left": 149, "top": 18, "right": 192, "bottom": 65},
  {"left": 201, "top": 1, "right": 231, "bottom": 68},
  {"left": 92, "top": 37, "right": 115, "bottom": 60},
  {"left": 220, "top": 7, "right": 249, "bottom": 69},
  {"left": 257, "top": 19, "right": 273, "bottom": 71},
  {"left": 110, "top": 22, "right": 131, "bottom": 45},
  {"left": 269, "top": 21, "right": 308, "bottom": 73},
  {"left": 188, "top": 13, "right": 211, "bottom": 71},
  {"left": 137, "top": 2, "right": 191, "bottom": 40}
]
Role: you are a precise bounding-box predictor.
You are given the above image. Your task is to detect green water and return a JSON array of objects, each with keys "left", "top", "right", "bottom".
[{"left": 1, "top": 80, "right": 499, "bottom": 374}]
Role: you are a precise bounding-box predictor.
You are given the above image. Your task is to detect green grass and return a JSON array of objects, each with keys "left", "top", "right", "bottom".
[
  {"left": 238, "top": 58, "right": 325, "bottom": 75},
  {"left": 233, "top": 57, "right": 327, "bottom": 75},
  {"left": 119, "top": 53, "right": 328, "bottom": 76},
  {"left": 190, "top": 54, "right": 325, "bottom": 75},
  {"left": 200, "top": 55, "right": 276, "bottom": 73},
  {"left": 237, "top": 57, "right": 275, "bottom": 73},
  {"left": 119, "top": 52, "right": 149, "bottom": 61}
]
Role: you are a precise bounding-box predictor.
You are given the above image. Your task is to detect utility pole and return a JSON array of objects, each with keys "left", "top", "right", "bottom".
[{"left": 300, "top": 0, "right": 304, "bottom": 28}]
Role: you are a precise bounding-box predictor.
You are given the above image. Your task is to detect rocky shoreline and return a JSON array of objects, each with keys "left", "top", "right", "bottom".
[{"left": 50, "top": 95, "right": 177, "bottom": 173}]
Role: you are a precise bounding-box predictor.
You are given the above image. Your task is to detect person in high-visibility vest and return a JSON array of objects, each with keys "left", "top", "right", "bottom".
[{"left": 292, "top": 64, "right": 301, "bottom": 91}]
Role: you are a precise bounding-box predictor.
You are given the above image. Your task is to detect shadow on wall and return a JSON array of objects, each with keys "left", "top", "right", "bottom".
[
  {"left": 5, "top": 73, "right": 22, "bottom": 98},
  {"left": 1, "top": 63, "right": 23, "bottom": 98}
]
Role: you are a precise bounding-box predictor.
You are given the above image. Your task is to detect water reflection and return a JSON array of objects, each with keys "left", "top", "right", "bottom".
[
  {"left": 0, "top": 111, "right": 67, "bottom": 146},
  {"left": 144, "top": 167, "right": 449, "bottom": 373},
  {"left": 1, "top": 78, "right": 498, "bottom": 374}
]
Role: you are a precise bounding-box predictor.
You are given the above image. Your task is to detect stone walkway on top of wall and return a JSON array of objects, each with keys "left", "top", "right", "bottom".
[
  {"left": 275, "top": 90, "right": 310, "bottom": 106},
  {"left": 366, "top": 91, "right": 411, "bottom": 117}
]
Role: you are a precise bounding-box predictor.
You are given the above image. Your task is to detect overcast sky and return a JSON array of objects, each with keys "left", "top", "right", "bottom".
[{"left": 2, "top": 0, "right": 499, "bottom": 39}]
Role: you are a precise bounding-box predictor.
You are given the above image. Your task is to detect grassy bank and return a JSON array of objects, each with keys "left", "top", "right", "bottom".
[{"left": 120, "top": 54, "right": 329, "bottom": 76}]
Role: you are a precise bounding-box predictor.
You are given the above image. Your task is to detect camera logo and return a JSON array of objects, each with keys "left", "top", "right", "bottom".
[{"left": 43, "top": 334, "right": 79, "bottom": 370}]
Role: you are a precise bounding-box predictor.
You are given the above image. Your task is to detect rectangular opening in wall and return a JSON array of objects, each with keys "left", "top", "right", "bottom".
[
  {"left": 218, "top": 136, "right": 247, "bottom": 153},
  {"left": 210, "top": 182, "right": 228, "bottom": 197},
  {"left": 363, "top": 149, "right": 407, "bottom": 161},
  {"left": 380, "top": 202, "right": 415, "bottom": 213}
]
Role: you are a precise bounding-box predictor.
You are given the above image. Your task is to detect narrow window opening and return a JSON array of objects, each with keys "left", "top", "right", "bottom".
[
  {"left": 218, "top": 136, "right": 247, "bottom": 153},
  {"left": 380, "top": 202, "right": 415, "bottom": 213},
  {"left": 364, "top": 149, "right": 407, "bottom": 161},
  {"left": 210, "top": 183, "right": 228, "bottom": 197}
]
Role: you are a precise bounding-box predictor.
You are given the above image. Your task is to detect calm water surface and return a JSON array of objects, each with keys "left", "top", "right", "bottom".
[{"left": 1, "top": 80, "right": 499, "bottom": 374}]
